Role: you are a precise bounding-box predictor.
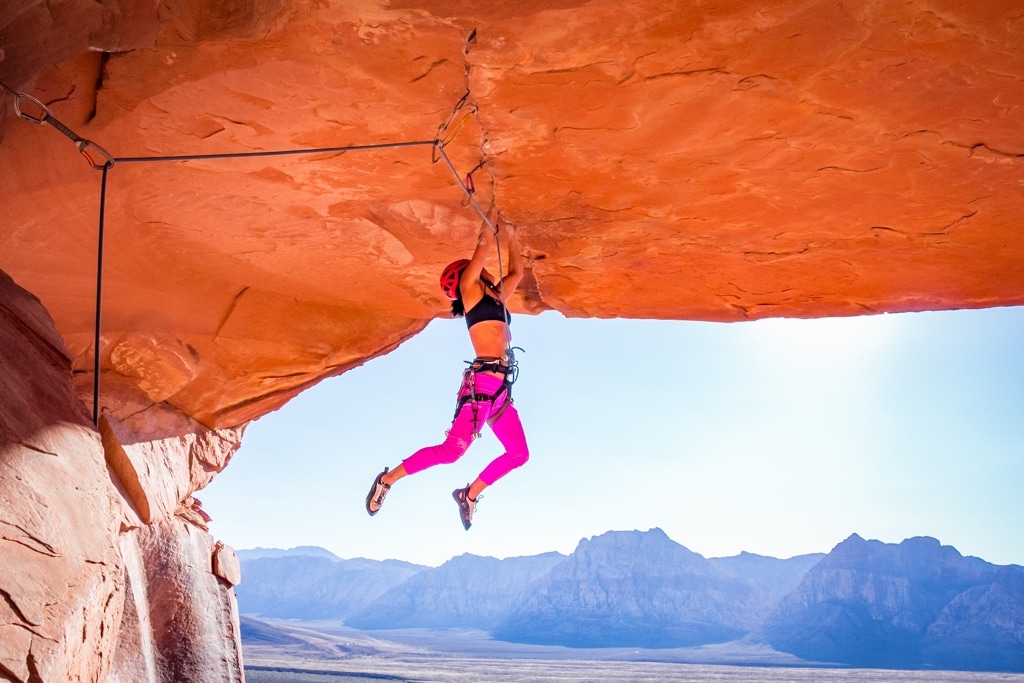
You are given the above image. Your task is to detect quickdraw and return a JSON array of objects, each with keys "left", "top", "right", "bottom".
[
  {"left": 1, "top": 79, "right": 499, "bottom": 429},
  {"left": 460, "top": 159, "right": 488, "bottom": 208},
  {"left": 432, "top": 91, "right": 473, "bottom": 163},
  {"left": 13, "top": 92, "right": 115, "bottom": 170}
]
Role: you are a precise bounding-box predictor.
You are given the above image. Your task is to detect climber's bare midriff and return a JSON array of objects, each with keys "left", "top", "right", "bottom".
[{"left": 469, "top": 320, "right": 510, "bottom": 377}]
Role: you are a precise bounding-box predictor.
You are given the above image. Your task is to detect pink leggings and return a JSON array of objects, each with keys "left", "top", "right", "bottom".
[{"left": 402, "top": 372, "right": 529, "bottom": 485}]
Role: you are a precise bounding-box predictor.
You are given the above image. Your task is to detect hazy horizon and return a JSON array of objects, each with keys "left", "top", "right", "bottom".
[
  {"left": 232, "top": 527, "right": 985, "bottom": 567},
  {"left": 241, "top": 616, "right": 1024, "bottom": 682}
]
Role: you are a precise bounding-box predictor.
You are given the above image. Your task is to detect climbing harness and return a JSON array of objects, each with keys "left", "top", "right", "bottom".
[
  {"left": 449, "top": 347, "right": 522, "bottom": 439},
  {"left": 1, "top": 77, "right": 509, "bottom": 428}
]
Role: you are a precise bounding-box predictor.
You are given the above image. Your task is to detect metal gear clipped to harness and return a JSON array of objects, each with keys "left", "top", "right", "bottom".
[{"left": 448, "top": 346, "right": 523, "bottom": 439}]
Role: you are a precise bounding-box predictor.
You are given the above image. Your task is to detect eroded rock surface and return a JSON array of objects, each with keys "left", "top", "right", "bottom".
[
  {"left": 1, "top": 0, "right": 1023, "bottom": 680},
  {"left": 0, "top": 269, "right": 124, "bottom": 682},
  {"left": 2, "top": 0, "right": 1023, "bottom": 429},
  {"left": 1, "top": 270, "right": 243, "bottom": 681}
]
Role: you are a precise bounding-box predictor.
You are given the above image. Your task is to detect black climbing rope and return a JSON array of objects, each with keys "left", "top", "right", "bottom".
[
  {"left": 113, "top": 140, "right": 434, "bottom": 165},
  {"left": 2, "top": 80, "right": 503, "bottom": 427},
  {"left": 434, "top": 145, "right": 510, "bottom": 337},
  {"left": 94, "top": 165, "right": 109, "bottom": 427}
]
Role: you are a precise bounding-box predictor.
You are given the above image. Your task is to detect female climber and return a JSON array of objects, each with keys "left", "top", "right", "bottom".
[{"left": 364, "top": 213, "right": 529, "bottom": 530}]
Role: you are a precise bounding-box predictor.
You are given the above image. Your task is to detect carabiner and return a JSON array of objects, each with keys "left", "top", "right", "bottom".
[
  {"left": 432, "top": 92, "right": 473, "bottom": 163},
  {"left": 14, "top": 92, "right": 115, "bottom": 170},
  {"left": 78, "top": 140, "right": 115, "bottom": 170},
  {"left": 14, "top": 92, "right": 49, "bottom": 124}
]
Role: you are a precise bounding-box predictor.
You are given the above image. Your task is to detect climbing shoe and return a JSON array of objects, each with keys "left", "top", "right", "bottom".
[
  {"left": 452, "top": 485, "right": 478, "bottom": 530},
  {"left": 365, "top": 468, "right": 390, "bottom": 516}
]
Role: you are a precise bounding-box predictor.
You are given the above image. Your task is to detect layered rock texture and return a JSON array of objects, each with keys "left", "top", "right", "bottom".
[
  {"left": 2, "top": 0, "right": 1024, "bottom": 428},
  {"left": 2, "top": 0, "right": 1023, "bottom": 680},
  {"left": 0, "top": 272, "right": 243, "bottom": 682},
  {"left": 0, "top": 271, "right": 124, "bottom": 681}
]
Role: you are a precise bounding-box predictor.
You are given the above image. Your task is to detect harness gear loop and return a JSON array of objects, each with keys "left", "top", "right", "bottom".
[
  {"left": 14, "top": 92, "right": 114, "bottom": 170},
  {"left": 449, "top": 348, "right": 522, "bottom": 434},
  {"left": 468, "top": 369, "right": 481, "bottom": 440}
]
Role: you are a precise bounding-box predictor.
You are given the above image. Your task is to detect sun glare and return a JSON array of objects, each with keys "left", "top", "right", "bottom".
[{"left": 746, "top": 313, "right": 899, "bottom": 363}]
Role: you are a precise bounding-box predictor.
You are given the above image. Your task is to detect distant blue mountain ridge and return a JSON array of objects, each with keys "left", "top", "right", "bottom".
[
  {"left": 236, "top": 546, "right": 343, "bottom": 561},
  {"left": 235, "top": 548, "right": 425, "bottom": 620},
  {"left": 235, "top": 530, "right": 1024, "bottom": 672}
]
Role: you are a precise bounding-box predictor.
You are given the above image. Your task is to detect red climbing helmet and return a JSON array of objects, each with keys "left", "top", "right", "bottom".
[{"left": 440, "top": 259, "right": 470, "bottom": 300}]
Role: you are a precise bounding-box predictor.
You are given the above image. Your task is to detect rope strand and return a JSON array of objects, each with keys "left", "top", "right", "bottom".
[
  {"left": 1, "top": 82, "right": 504, "bottom": 422},
  {"left": 93, "top": 165, "right": 110, "bottom": 425},
  {"left": 434, "top": 145, "right": 511, "bottom": 347},
  {"left": 114, "top": 139, "right": 435, "bottom": 164}
]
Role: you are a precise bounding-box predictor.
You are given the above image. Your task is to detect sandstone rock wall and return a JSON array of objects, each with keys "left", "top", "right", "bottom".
[
  {"left": 0, "top": 269, "right": 242, "bottom": 682},
  {"left": 3, "top": 0, "right": 1023, "bottom": 430},
  {"left": 113, "top": 520, "right": 243, "bottom": 682},
  {"left": 2, "top": 0, "right": 1024, "bottom": 679}
]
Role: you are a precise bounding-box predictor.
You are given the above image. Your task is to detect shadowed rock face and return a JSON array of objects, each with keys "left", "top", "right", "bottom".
[
  {"left": 0, "top": 270, "right": 125, "bottom": 682},
  {"left": 0, "top": 269, "right": 244, "bottom": 682},
  {"left": 1, "top": 0, "right": 1023, "bottom": 678},
  {"left": 2, "top": 0, "right": 1023, "bottom": 430}
]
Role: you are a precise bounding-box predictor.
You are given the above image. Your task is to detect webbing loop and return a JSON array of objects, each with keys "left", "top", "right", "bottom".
[
  {"left": 432, "top": 91, "right": 474, "bottom": 163},
  {"left": 441, "top": 112, "right": 473, "bottom": 147},
  {"left": 461, "top": 171, "right": 476, "bottom": 208}
]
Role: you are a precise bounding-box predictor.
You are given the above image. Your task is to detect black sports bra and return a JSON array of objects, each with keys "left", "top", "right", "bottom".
[{"left": 465, "top": 293, "right": 511, "bottom": 329}]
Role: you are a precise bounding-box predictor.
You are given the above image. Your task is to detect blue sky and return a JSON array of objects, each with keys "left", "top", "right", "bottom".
[{"left": 202, "top": 306, "right": 1024, "bottom": 568}]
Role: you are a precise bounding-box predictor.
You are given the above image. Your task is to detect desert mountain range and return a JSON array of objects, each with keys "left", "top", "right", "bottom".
[{"left": 237, "top": 529, "right": 1024, "bottom": 672}]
